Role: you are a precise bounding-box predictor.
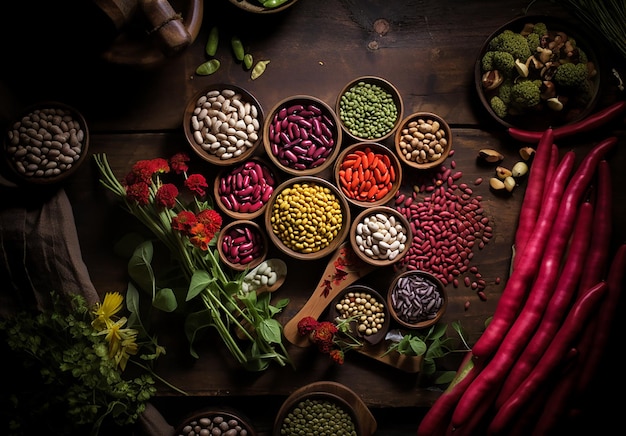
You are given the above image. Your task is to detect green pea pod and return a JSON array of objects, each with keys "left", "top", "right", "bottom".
[
  {"left": 243, "top": 53, "right": 253, "bottom": 70},
  {"left": 262, "top": 0, "right": 290, "bottom": 8},
  {"left": 195, "top": 59, "right": 221, "bottom": 76},
  {"left": 205, "top": 26, "right": 219, "bottom": 57},
  {"left": 251, "top": 60, "right": 270, "bottom": 80},
  {"left": 231, "top": 36, "right": 245, "bottom": 62}
]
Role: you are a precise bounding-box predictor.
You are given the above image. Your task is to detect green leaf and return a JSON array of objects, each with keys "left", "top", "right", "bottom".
[
  {"left": 113, "top": 232, "right": 146, "bottom": 259},
  {"left": 184, "top": 310, "right": 212, "bottom": 358},
  {"left": 257, "top": 319, "right": 283, "bottom": 344},
  {"left": 434, "top": 370, "right": 457, "bottom": 385},
  {"left": 429, "top": 323, "right": 448, "bottom": 340},
  {"left": 153, "top": 288, "right": 177, "bottom": 312},
  {"left": 128, "top": 241, "right": 156, "bottom": 295},
  {"left": 422, "top": 357, "right": 436, "bottom": 376},
  {"left": 187, "top": 270, "right": 212, "bottom": 301}
]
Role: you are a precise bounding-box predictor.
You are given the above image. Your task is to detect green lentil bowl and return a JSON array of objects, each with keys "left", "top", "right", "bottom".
[{"left": 336, "top": 76, "right": 404, "bottom": 143}]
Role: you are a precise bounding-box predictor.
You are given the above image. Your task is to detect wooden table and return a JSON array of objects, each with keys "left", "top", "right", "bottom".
[{"left": 2, "top": 0, "right": 625, "bottom": 434}]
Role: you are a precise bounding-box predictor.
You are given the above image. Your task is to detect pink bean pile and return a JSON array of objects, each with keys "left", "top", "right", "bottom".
[
  {"left": 221, "top": 223, "right": 265, "bottom": 266},
  {"left": 217, "top": 160, "right": 277, "bottom": 214},
  {"left": 394, "top": 152, "right": 496, "bottom": 300},
  {"left": 267, "top": 103, "right": 337, "bottom": 171}
]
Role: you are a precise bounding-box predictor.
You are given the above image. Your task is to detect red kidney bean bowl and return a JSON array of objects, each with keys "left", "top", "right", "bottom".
[{"left": 217, "top": 219, "right": 269, "bottom": 272}]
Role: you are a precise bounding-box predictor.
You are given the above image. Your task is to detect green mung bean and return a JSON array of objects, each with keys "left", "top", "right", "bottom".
[
  {"left": 279, "top": 398, "right": 357, "bottom": 436},
  {"left": 339, "top": 81, "right": 399, "bottom": 139}
]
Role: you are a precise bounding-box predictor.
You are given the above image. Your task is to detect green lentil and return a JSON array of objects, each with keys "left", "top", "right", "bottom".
[
  {"left": 279, "top": 398, "right": 357, "bottom": 435},
  {"left": 339, "top": 81, "right": 399, "bottom": 139},
  {"left": 270, "top": 183, "right": 343, "bottom": 254}
]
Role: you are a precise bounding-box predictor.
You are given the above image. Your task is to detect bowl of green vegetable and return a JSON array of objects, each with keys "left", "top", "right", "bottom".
[
  {"left": 228, "top": 0, "right": 299, "bottom": 13},
  {"left": 475, "top": 15, "right": 602, "bottom": 131}
]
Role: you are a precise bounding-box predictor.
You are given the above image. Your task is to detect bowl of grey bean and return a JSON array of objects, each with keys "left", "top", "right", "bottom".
[
  {"left": 262, "top": 94, "right": 342, "bottom": 176},
  {"left": 3, "top": 101, "right": 89, "bottom": 185},
  {"left": 349, "top": 206, "right": 412, "bottom": 268},
  {"left": 175, "top": 406, "right": 257, "bottom": 436},
  {"left": 217, "top": 219, "right": 268, "bottom": 272},
  {"left": 264, "top": 176, "right": 350, "bottom": 261},
  {"left": 336, "top": 76, "right": 404, "bottom": 143},
  {"left": 387, "top": 269, "right": 448, "bottom": 329},
  {"left": 183, "top": 84, "right": 264, "bottom": 166},
  {"left": 394, "top": 112, "right": 452, "bottom": 170}
]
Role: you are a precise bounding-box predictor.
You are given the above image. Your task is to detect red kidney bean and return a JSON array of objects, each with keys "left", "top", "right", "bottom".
[
  {"left": 221, "top": 223, "right": 264, "bottom": 265},
  {"left": 217, "top": 160, "right": 277, "bottom": 214}
]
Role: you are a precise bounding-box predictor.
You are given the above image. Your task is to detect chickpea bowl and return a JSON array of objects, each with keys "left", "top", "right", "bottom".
[
  {"left": 3, "top": 101, "right": 89, "bottom": 185},
  {"left": 183, "top": 84, "right": 264, "bottom": 166},
  {"left": 262, "top": 95, "right": 342, "bottom": 176},
  {"left": 334, "top": 141, "right": 402, "bottom": 208},
  {"left": 394, "top": 112, "right": 452, "bottom": 170},
  {"left": 217, "top": 220, "right": 268, "bottom": 272},
  {"left": 349, "top": 206, "right": 412, "bottom": 268},
  {"left": 387, "top": 269, "right": 447, "bottom": 330},
  {"left": 336, "top": 76, "right": 404, "bottom": 143},
  {"left": 264, "top": 176, "right": 350, "bottom": 261},
  {"left": 175, "top": 407, "right": 257, "bottom": 436}
]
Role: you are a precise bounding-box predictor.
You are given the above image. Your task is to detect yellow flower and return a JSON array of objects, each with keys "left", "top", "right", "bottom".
[
  {"left": 98, "top": 316, "right": 139, "bottom": 371},
  {"left": 92, "top": 292, "right": 124, "bottom": 331}
]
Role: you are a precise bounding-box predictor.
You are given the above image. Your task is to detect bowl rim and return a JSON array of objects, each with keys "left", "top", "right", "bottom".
[
  {"left": 262, "top": 94, "right": 342, "bottom": 176},
  {"left": 336, "top": 75, "right": 404, "bottom": 143},
  {"left": 474, "top": 14, "right": 602, "bottom": 131},
  {"left": 264, "top": 175, "right": 351, "bottom": 261},
  {"left": 394, "top": 111, "right": 453, "bottom": 170},
  {"left": 183, "top": 83, "right": 264, "bottom": 166},
  {"left": 349, "top": 206, "right": 412, "bottom": 267},
  {"left": 387, "top": 268, "right": 448, "bottom": 329},
  {"left": 333, "top": 141, "right": 402, "bottom": 208},
  {"left": 228, "top": 0, "right": 299, "bottom": 14},
  {"left": 217, "top": 219, "right": 268, "bottom": 272},
  {"left": 3, "top": 100, "right": 89, "bottom": 185}
]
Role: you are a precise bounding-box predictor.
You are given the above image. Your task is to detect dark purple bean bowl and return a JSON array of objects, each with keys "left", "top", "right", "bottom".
[
  {"left": 262, "top": 95, "right": 342, "bottom": 177},
  {"left": 217, "top": 220, "right": 268, "bottom": 272}
]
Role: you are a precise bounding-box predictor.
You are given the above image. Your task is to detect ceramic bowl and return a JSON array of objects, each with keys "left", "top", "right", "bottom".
[
  {"left": 174, "top": 407, "right": 257, "bottom": 436},
  {"left": 334, "top": 141, "right": 402, "bottom": 208},
  {"left": 336, "top": 76, "right": 404, "bottom": 143},
  {"left": 387, "top": 269, "right": 447, "bottom": 329},
  {"left": 262, "top": 95, "right": 342, "bottom": 176},
  {"left": 328, "top": 285, "right": 390, "bottom": 346},
  {"left": 349, "top": 206, "right": 412, "bottom": 267},
  {"left": 394, "top": 112, "right": 452, "bottom": 170},
  {"left": 3, "top": 101, "right": 89, "bottom": 185},
  {"left": 214, "top": 156, "right": 280, "bottom": 220},
  {"left": 228, "top": 0, "right": 299, "bottom": 14},
  {"left": 264, "top": 176, "right": 350, "bottom": 261},
  {"left": 475, "top": 15, "right": 602, "bottom": 131},
  {"left": 217, "top": 220, "right": 268, "bottom": 272},
  {"left": 183, "top": 84, "right": 264, "bottom": 166}
]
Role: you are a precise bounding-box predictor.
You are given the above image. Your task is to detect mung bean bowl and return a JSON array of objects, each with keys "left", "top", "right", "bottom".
[
  {"left": 387, "top": 269, "right": 448, "bottom": 330},
  {"left": 336, "top": 76, "right": 404, "bottom": 143},
  {"left": 349, "top": 206, "right": 412, "bottom": 268},
  {"left": 217, "top": 219, "right": 268, "bottom": 272},
  {"left": 262, "top": 95, "right": 342, "bottom": 176},
  {"left": 3, "top": 101, "right": 89, "bottom": 185},
  {"left": 333, "top": 141, "right": 402, "bottom": 208},
  {"left": 264, "top": 176, "right": 350, "bottom": 261},
  {"left": 394, "top": 112, "right": 453, "bottom": 170},
  {"left": 183, "top": 84, "right": 264, "bottom": 166}
]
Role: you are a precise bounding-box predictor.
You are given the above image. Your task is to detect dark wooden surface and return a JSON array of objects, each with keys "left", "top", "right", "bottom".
[{"left": 2, "top": 0, "right": 625, "bottom": 434}]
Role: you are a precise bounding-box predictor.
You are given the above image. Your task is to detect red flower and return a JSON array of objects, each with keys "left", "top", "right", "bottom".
[
  {"left": 149, "top": 158, "right": 170, "bottom": 174},
  {"left": 297, "top": 316, "right": 319, "bottom": 336},
  {"left": 172, "top": 211, "right": 197, "bottom": 233},
  {"left": 126, "top": 182, "right": 150, "bottom": 205},
  {"left": 124, "top": 160, "right": 154, "bottom": 185},
  {"left": 155, "top": 183, "right": 178, "bottom": 209},
  {"left": 185, "top": 173, "right": 208, "bottom": 197},
  {"left": 330, "top": 349, "right": 345, "bottom": 365},
  {"left": 196, "top": 209, "right": 222, "bottom": 239},
  {"left": 170, "top": 153, "right": 190, "bottom": 174},
  {"left": 189, "top": 223, "right": 211, "bottom": 251},
  {"left": 310, "top": 321, "right": 338, "bottom": 353}
]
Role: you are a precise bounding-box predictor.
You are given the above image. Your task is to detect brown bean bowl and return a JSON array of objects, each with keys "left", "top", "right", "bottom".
[
  {"left": 349, "top": 206, "right": 412, "bottom": 268},
  {"left": 3, "top": 101, "right": 89, "bottom": 185},
  {"left": 183, "top": 84, "right": 264, "bottom": 166},
  {"left": 213, "top": 156, "right": 280, "bottom": 220},
  {"left": 394, "top": 112, "right": 452, "bottom": 170},
  {"left": 262, "top": 94, "right": 342, "bottom": 176},
  {"left": 387, "top": 269, "right": 448, "bottom": 329},
  {"left": 228, "top": 0, "right": 299, "bottom": 14},
  {"left": 264, "top": 176, "right": 350, "bottom": 261},
  {"left": 336, "top": 76, "right": 404, "bottom": 143},
  {"left": 175, "top": 407, "right": 257, "bottom": 436},
  {"left": 334, "top": 141, "right": 402, "bottom": 208},
  {"left": 217, "top": 219, "right": 268, "bottom": 272}
]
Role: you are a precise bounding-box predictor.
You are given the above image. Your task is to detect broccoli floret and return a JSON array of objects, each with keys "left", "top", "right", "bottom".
[
  {"left": 490, "top": 96, "right": 508, "bottom": 119},
  {"left": 510, "top": 80, "right": 541, "bottom": 108},
  {"left": 526, "top": 33, "right": 540, "bottom": 52},
  {"left": 532, "top": 22, "right": 548, "bottom": 36},
  {"left": 553, "top": 62, "right": 588, "bottom": 88},
  {"left": 498, "top": 79, "right": 513, "bottom": 104},
  {"left": 488, "top": 29, "right": 532, "bottom": 62},
  {"left": 481, "top": 51, "right": 496, "bottom": 71},
  {"left": 492, "top": 51, "right": 516, "bottom": 76}
]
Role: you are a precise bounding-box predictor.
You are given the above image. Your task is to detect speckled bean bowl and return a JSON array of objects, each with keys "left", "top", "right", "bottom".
[
  {"left": 175, "top": 407, "right": 257, "bottom": 436},
  {"left": 394, "top": 112, "right": 452, "bottom": 170}
]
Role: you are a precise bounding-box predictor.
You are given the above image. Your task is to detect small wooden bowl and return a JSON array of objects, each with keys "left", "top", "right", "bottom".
[
  {"left": 336, "top": 76, "right": 404, "bottom": 143},
  {"left": 217, "top": 220, "right": 268, "bottom": 272},
  {"left": 183, "top": 84, "right": 264, "bottom": 166},
  {"left": 228, "top": 0, "right": 299, "bottom": 14},
  {"left": 329, "top": 285, "right": 390, "bottom": 346},
  {"left": 3, "top": 101, "right": 89, "bottom": 185},
  {"left": 175, "top": 407, "right": 257, "bottom": 436},
  {"left": 387, "top": 269, "right": 448, "bottom": 329},
  {"left": 263, "top": 95, "right": 342, "bottom": 176},
  {"left": 274, "top": 381, "right": 375, "bottom": 436},
  {"left": 349, "top": 206, "right": 412, "bottom": 267},
  {"left": 264, "top": 176, "right": 350, "bottom": 261},
  {"left": 394, "top": 112, "right": 452, "bottom": 170},
  {"left": 214, "top": 156, "right": 280, "bottom": 220},
  {"left": 334, "top": 141, "right": 402, "bottom": 208}
]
